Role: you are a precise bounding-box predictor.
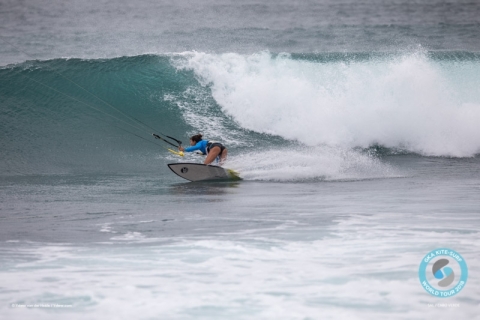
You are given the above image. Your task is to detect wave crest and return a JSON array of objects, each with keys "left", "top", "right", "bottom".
[{"left": 177, "top": 51, "right": 480, "bottom": 157}]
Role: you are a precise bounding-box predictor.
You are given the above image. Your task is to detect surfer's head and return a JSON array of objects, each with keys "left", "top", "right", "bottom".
[{"left": 190, "top": 134, "right": 203, "bottom": 145}]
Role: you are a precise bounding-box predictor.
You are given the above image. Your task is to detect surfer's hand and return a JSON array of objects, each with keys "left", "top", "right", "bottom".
[{"left": 178, "top": 146, "right": 184, "bottom": 151}]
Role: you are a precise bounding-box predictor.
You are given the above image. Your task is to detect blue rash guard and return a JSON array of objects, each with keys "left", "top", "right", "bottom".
[{"left": 184, "top": 140, "right": 209, "bottom": 155}]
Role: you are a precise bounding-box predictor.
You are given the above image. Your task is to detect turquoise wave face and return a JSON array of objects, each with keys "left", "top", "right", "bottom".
[
  {"left": 0, "top": 54, "right": 279, "bottom": 176},
  {"left": 1, "top": 52, "right": 480, "bottom": 177},
  {"left": 0, "top": 55, "right": 194, "bottom": 175}
]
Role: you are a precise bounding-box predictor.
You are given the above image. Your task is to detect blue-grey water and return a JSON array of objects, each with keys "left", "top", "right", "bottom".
[{"left": 1, "top": 0, "right": 480, "bottom": 319}]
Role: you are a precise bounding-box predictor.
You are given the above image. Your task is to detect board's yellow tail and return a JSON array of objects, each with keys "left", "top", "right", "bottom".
[{"left": 227, "top": 169, "right": 242, "bottom": 180}]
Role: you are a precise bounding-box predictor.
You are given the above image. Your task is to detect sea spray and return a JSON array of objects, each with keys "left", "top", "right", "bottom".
[
  {"left": 228, "top": 146, "right": 399, "bottom": 182},
  {"left": 175, "top": 51, "right": 480, "bottom": 157}
]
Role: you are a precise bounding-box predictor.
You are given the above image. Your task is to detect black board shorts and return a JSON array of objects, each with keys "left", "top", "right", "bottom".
[{"left": 207, "top": 142, "right": 226, "bottom": 155}]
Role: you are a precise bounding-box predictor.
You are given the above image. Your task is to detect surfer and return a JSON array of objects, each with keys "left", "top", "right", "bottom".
[{"left": 178, "top": 134, "right": 228, "bottom": 165}]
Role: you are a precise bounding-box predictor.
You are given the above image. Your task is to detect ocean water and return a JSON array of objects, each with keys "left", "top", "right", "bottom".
[{"left": 1, "top": 0, "right": 480, "bottom": 319}]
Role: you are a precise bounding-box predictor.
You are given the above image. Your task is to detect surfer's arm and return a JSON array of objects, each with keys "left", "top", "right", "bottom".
[{"left": 183, "top": 141, "right": 203, "bottom": 153}]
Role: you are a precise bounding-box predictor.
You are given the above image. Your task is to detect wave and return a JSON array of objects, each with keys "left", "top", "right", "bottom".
[
  {"left": 175, "top": 50, "right": 480, "bottom": 158},
  {"left": 1, "top": 51, "right": 479, "bottom": 178}
]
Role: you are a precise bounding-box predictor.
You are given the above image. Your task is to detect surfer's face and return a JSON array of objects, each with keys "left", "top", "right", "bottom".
[{"left": 190, "top": 139, "right": 195, "bottom": 146}]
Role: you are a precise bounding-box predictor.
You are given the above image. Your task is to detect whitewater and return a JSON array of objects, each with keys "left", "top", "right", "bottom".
[
  {"left": 1, "top": 0, "right": 480, "bottom": 319},
  {"left": 176, "top": 51, "right": 480, "bottom": 157}
]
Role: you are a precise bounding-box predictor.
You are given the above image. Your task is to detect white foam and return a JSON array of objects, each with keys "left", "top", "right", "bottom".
[
  {"left": 228, "top": 146, "right": 399, "bottom": 182},
  {"left": 176, "top": 51, "right": 480, "bottom": 157},
  {"left": 164, "top": 87, "right": 248, "bottom": 148},
  {"left": 2, "top": 216, "right": 478, "bottom": 320},
  {"left": 110, "top": 232, "right": 146, "bottom": 241},
  {"left": 99, "top": 224, "right": 115, "bottom": 233}
]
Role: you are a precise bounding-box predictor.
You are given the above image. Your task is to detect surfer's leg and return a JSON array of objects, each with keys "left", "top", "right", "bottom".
[
  {"left": 219, "top": 148, "right": 228, "bottom": 165},
  {"left": 204, "top": 146, "right": 221, "bottom": 165}
]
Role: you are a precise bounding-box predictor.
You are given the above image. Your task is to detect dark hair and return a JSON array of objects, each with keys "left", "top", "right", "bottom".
[{"left": 190, "top": 134, "right": 203, "bottom": 143}]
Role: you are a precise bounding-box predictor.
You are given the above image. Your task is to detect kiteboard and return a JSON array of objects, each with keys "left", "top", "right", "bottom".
[{"left": 168, "top": 163, "right": 241, "bottom": 182}]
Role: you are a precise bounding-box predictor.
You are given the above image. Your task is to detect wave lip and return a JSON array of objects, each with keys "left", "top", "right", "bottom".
[{"left": 176, "top": 51, "right": 480, "bottom": 158}]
